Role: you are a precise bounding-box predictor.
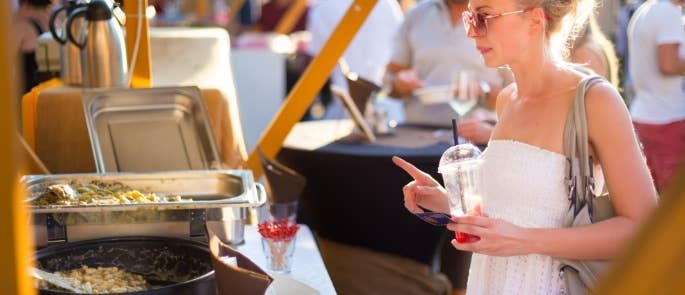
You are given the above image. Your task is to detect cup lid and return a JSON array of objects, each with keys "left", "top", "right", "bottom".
[{"left": 438, "top": 143, "right": 482, "bottom": 174}]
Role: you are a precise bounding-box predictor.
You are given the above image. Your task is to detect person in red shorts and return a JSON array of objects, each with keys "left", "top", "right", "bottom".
[{"left": 628, "top": 0, "right": 685, "bottom": 192}]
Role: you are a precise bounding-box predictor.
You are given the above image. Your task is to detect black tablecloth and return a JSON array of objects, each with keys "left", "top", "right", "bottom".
[{"left": 277, "top": 120, "right": 452, "bottom": 265}]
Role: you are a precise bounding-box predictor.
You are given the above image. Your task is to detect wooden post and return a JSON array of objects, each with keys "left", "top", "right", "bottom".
[
  {"left": 274, "top": 0, "right": 307, "bottom": 34},
  {"left": 228, "top": 0, "right": 246, "bottom": 24},
  {"left": 124, "top": 0, "right": 152, "bottom": 87},
  {"left": 0, "top": 0, "right": 36, "bottom": 293},
  {"left": 196, "top": 0, "right": 209, "bottom": 20},
  {"left": 246, "top": 0, "right": 378, "bottom": 178},
  {"left": 594, "top": 171, "right": 685, "bottom": 294}
]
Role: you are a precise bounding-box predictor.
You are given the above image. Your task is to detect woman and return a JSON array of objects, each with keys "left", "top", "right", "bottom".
[
  {"left": 571, "top": 14, "right": 620, "bottom": 88},
  {"left": 460, "top": 11, "right": 620, "bottom": 145},
  {"left": 13, "top": 0, "right": 53, "bottom": 93},
  {"left": 393, "top": 0, "right": 657, "bottom": 294}
]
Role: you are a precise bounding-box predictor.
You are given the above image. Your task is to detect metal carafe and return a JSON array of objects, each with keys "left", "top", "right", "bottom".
[
  {"left": 66, "top": 0, "right": 127, "bottom": 88},
  {"left": 49, "top": 0, "right": 86, "bottom": 85}
]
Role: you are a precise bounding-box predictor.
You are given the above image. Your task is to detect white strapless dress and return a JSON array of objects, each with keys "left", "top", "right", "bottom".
[{"left": 466, "top": 140, "right": 570, "bottom": 295}]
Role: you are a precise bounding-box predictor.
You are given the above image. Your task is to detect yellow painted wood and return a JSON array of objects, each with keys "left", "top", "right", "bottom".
[
  {"left": 246, "top": 0, "right": 378, "bottom": 178},
  {"left": 18, "top": 132, "right": 50, "bottom": 175},
  {"left": 274, "top": 0, "right": 307, "bottom": 34},
  {"left": 21, "top": 78, "right": 62, "bottom": 150},
  {"left": 594, "top": 169, "right": 685, "bottom": 294},
  {"left": 0, "top": 0, "right": 36, "bottom": 293},
  {"left": 228, "top": 0, "right": 246, "bottom": 24},
  {"left": 124, "top": 0, "right": 152, "bottom": 87},
  {"left": 196, "top": 0, "right": 209, "bottom": 19}
]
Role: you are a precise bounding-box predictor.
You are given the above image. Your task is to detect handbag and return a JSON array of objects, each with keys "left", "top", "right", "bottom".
[{"left": 558, "top": 76, "right": 616, "bottom": 294}]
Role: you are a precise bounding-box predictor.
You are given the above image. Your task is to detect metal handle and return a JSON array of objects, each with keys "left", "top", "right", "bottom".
[
  {"left": 251, "top": 183, "right": 268, "bottom": 207},
  {"left": 112, "top": 2, "right": 126, "bottom": 27},
  {"left": 65, "top": 7, "right": 88, "bottom": 49},
  {"left": 49, "top": 5, "right": 68, "bottom": 44}
]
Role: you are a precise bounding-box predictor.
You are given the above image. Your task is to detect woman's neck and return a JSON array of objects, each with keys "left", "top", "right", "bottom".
[{"left": 508, "top": 47, "right": 568, "bottom": 100}]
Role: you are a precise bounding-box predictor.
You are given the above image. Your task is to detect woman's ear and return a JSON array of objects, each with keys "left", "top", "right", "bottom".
[{"left": 528, "top": 7, "right": 546, "bottom": 32}]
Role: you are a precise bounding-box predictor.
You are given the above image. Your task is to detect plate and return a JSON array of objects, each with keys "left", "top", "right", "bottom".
[
  {"left": 414, "top": 85, "right": 454, "bottom": 105},
  {"left": 265, "top": 273, "right": 319, "bottom": 295}
]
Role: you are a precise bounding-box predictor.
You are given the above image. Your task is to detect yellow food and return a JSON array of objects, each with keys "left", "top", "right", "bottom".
[
  {"left": 40, "top": 266, "right": 149, "bottom": 293},
  {"left": 32, "top": 181, "right": 190, "bottom": 206}
]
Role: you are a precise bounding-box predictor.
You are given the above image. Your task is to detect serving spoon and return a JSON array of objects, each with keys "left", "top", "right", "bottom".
[{"left": 31, "top": 267, "right": 89, "bottom": 293}]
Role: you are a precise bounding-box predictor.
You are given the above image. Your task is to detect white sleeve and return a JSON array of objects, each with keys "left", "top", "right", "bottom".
[
  {"left": 389, "top": 16, "right": 413, "bottom": 66},
  {"left": 654, "top": 5, "right": 685, "bottom": 45}
]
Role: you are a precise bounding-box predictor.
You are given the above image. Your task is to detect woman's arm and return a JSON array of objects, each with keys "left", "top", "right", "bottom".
[
  {"left": 450, "top": 82, "right": 658, "bottom": 259},
  {"left": 530, "top": 82, "right": 656, "bottom": 259},
  {"left": 12, "top": 20, "right": 32, "bottom": 53},
  {"left": 657, "top": 43, "right": 685, "bottom": 75},
  {"left": 384, "top": 62, "right": 423, "bottom": 98}
]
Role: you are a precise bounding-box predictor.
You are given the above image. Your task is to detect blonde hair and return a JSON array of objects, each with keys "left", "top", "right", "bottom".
[
  {"left": 519, "top": 0, "right": 596, "bottom": 59},
  {"left": 572, "top": 15, "right": 620, "bottom": 87}
]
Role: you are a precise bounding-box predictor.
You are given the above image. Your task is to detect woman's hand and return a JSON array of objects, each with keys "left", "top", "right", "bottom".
[
  {"left": 392, "top": 156, "right": 449, "bottom": 213},
  {"left": 393, "top": 70, "right": 423, "bottom": 97},
  {"left": 457, "top": 119, "right": 494, "bottom": 145},
  {"left": 447, "top": 215, "right": 532, "bottom": 257}
]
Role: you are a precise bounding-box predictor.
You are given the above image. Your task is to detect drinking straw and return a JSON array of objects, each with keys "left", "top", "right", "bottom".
[{"left": 451, "top": 118, "right": 459, "bottom": 146}]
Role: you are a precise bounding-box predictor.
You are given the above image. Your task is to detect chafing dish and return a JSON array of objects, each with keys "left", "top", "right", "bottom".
[{"left": 24, "top": 170, "right": 265, "bottom": 248}]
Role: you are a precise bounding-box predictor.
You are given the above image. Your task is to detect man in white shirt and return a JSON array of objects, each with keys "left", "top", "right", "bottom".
[
  {"left": 307, "top": 0, "right": 403, "bottom": 119},
  {"left": 628, "top": 0, "right": 685, "bottom": 191},
  {"left": 306, "top": 3, "right": 454, "bottom": 293},
  {"left": 384, "top": 0, "right": 505, "bottom": 128}
]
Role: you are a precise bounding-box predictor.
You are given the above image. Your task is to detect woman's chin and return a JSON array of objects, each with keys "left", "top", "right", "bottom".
[{"left": 482, "top": 58, "right": 505, "bottom": 68}]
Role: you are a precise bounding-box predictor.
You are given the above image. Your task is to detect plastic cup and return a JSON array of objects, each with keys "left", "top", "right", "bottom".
[
  {"left": 261, "top": 236, "right": 296, "bottom": 273},
  {"left": 438, "top": 143, "right": 483, "bottom": 243}
]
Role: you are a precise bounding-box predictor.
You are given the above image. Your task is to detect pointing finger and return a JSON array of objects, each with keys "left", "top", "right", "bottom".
[{"left": 392, "top": 156, "right": 435, "bottom": 184}]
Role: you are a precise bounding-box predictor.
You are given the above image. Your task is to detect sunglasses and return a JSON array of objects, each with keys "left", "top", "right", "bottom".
[{"left": 462, "top": 8, "right": 534, "bottom": 37}]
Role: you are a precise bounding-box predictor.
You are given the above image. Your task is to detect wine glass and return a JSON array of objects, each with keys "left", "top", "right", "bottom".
[{"left": 449, "top": 71, "right": 480, "bottom": 118}]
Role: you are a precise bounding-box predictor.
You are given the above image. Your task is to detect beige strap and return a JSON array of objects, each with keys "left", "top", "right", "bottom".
[{"left": 563, "top": 76, "right": 604, "bottom": 214}]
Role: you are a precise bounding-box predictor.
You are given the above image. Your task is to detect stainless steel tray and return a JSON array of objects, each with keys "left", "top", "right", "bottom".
[
  {"left": 81, "top": 86, "right": 221, "bottom": 173},
  {"left": 24, "top": 170, "right": 265, "bottom": 213},
  {"left": 25, "top": 170, "right": 265, "bottom": 246}
]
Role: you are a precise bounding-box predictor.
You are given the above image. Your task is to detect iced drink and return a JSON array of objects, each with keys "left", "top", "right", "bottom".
[{"left": 438, "top": 143, "right": 483, "bottom": 243}]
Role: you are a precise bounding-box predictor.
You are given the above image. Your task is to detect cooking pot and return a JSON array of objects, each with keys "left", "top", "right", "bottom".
[{"left": 35, "top": 236, "right": 216, "bottom": 295}]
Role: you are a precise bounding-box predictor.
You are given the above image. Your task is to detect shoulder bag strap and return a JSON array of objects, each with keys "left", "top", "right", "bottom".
[{"left": 563, "top": 76, "right": 604, "bottom": 215}]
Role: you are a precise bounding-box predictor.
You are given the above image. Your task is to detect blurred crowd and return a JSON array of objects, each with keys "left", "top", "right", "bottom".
[{"left": 172, "top": 0, "right": 683, "bottom": 194}]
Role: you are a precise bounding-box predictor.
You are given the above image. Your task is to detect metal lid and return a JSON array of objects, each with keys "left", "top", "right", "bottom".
[
  {"left": 86, "top": 0, "right": 112, "bottom": 21},
  {"left": 81, "top": 86, "right": 222, "bottom": 173}
]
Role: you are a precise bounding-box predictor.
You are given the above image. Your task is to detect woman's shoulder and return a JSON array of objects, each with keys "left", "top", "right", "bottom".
[
  {"left": 12, "top": 17, "right": 36, "bottom": 46},
  {"left": 584, "top": 78, "right": 625, "bottom": 113}
]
